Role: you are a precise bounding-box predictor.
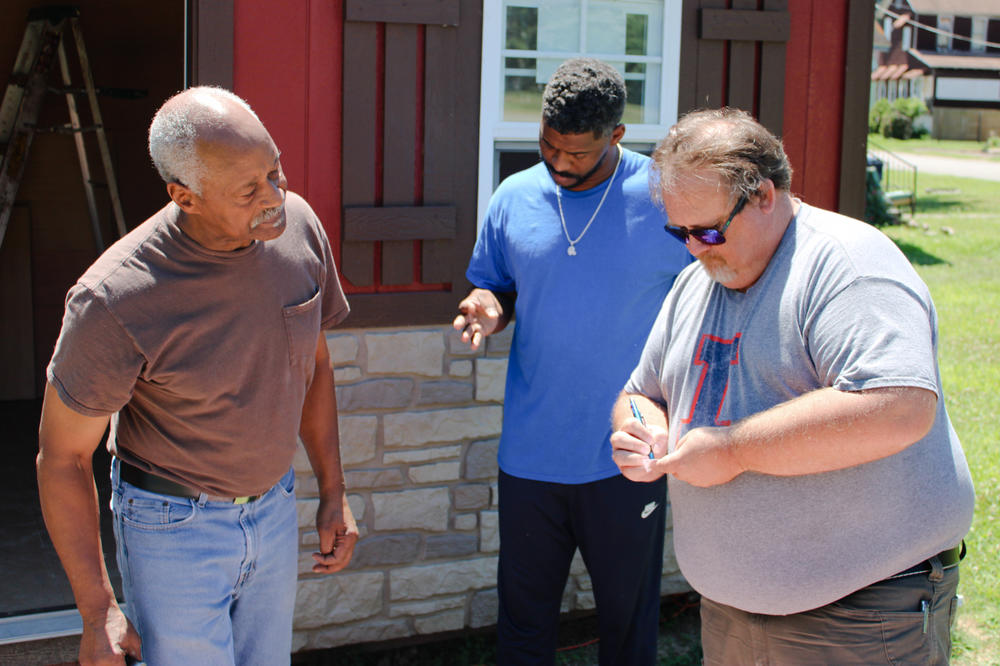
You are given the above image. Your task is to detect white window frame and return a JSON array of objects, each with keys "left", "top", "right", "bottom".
[
  {"left": 476, "top": 0, "right": 683, "bottom": 226},
  {"left": 937, "top": 15, "right": 953, "bottom": 51}
]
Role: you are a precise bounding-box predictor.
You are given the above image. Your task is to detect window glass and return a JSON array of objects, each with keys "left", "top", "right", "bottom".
[
  {"left": 937, "top": 15, "right": 953, "bottom": 50},
  {"left": 501, "top": 0, "right": 664, "bottom": 123}
]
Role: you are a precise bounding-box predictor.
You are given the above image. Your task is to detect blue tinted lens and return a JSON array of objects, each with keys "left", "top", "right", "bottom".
[{"left": 663, "top": 225, "right": 727, "bottom": 245}]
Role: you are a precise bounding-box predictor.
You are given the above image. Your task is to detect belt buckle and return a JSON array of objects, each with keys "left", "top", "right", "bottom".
[{"left": 233, "top": 496, "right": 252, "bottom": 505}]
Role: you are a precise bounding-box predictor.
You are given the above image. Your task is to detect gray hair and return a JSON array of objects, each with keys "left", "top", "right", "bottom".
[
  {"left": 147, "top": 86, "right": 260, "bottom": 195},
  {"left": 650, "top": 107, "right": 793, "bottom": 207}
]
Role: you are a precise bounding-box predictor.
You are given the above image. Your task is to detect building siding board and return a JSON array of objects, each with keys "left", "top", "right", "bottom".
[
  {"left": 696, "top": 0, "right": 729, "bottom": 109},
  {"left": 758, "top": 0, "right": 788, "bottom": 136},
  {"left": 838, "top": 0, "right": 874, "bottom": 220},
  {"left": 341, "top": 21, "right": 379, "bottom": 287},
  {"left": 382, "top": 23, "right": 420, "bottom": 286},
  {"left": 345, "top": 0, "right": 459, "bottom": 27},
  {"left": 726, "top": 0, "right": 760, "bottom": 112},
  {"left": 422, "top": 23, "right": 458, "bottom": 285}
]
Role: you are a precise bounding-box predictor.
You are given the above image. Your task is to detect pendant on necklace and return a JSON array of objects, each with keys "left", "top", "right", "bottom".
[{"left": 567, "top": 245, "right": 577, "bottom": 256}]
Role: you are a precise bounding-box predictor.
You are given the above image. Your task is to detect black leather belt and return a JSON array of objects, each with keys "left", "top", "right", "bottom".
[
  {"left": 887, "top": 542, "right": 966, "bottom": 580},
  {"left": 118, "top": 459, "right": 260, "bottom": 504}
]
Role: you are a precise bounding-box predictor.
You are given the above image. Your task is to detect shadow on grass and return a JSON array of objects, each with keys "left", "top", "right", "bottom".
[
  {"left": 915, "top": 197, "right": 967, "bottom": 214},
  {"left": 891, "top": 239, "right": 949, "bottom": 266},
  {"left": 293, "top": 592, "right": 703, "bottom": 666}
]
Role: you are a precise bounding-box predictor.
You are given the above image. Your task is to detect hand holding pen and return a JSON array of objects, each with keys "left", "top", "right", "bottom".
[{"left": 628, "top": 397, "right": 656, "bottom": 459}]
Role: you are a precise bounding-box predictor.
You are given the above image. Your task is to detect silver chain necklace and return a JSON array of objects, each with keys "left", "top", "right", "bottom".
[{"left": 556, "top": 146, "right": 623, "bottom": 256}]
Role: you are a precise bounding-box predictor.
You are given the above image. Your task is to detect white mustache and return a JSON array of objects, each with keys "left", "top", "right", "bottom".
[{"left": 251, "top": 203, "right": 284, "bottom": 229}]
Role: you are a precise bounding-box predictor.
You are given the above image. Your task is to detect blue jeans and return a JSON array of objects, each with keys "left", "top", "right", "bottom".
[{"left": 111, "top": 459, "right": 298, "bottom": 665}]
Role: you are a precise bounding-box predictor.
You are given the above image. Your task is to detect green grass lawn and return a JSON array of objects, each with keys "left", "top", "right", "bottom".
[
  {"left": 870, "top": 134, "right": 1000, "bottom": 162},
  {"left": 881, "top": 172, "right": 1000, "bottom": 664}
]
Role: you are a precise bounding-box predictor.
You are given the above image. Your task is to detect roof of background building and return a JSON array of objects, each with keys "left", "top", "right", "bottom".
[
  {"left": 910, "top": 49, "right": 1000, "bottom": 71},
  {"left": 906, "top": 0, "right": 1000, "bottom": 16}
]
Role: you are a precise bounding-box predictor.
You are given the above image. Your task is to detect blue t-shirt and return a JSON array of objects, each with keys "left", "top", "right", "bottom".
[{"left": 467, "top": 148, "right": 692, "bottom": 483}]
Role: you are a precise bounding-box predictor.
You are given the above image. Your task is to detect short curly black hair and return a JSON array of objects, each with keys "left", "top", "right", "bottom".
[{"left": 542, "top": 58, "right": 626, "bottom": 138}]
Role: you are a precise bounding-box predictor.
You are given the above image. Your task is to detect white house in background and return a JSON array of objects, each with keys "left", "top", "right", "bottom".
[{"left": 873, "top": 0, "right": 1000, "bottom": 140}]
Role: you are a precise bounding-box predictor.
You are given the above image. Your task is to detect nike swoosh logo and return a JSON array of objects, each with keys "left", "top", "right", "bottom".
[{"left": 641, "top": 501, "right": 659, "bottom": 519}]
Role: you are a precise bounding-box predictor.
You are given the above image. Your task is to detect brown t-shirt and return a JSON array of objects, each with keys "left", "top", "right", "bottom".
[{"left": 47, "top": 192, "right": 349, "bottom": 496}]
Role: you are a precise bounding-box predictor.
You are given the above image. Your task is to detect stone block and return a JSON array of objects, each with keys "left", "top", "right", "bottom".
[
  {"left": 348, "top": 494, "right": 365, "bottom": 522},
  {"left": 303, "top": 619, "right": 411, "bottom": 651},
  {"left": 351, "top": 533, "right": 421, "bottom": 568},
  {"left": 367, "top": 330, "right": 445, "bottom": 376},
  {"left": 574, "top": 590, "right": 596, "bottom": 611},
  {"left": 326, "top": 333, "right": 360, "bottom": 363},
  {"left": 296, "top": 475, "right": 319, "bottom": 497},
  {"left": 454, "top": 483, "right": 490, "bottom": 510},
  {"left": 479, "top": 510, "right": 499, "bottom": 553},
  {"left": 454, "top": 513, "right": 478, "bottom": 531},
  {"left": 408, "top": 461, "right": 462, "bottom": 484},
  {"left": 490, "top": 482, "right": 499, "bottom": 507},
  {"left": 297, "top": 498, "right": 319, "bottom": 529},
  {"left": 449, "top": 359, "right": 473, "bottom": 377},
  {"left": 660, "top": 573, "right": 693, "bottom": 596},
  {"left": 294, "top": 572, "right": 384, "bottom": 628},
  {"left": 469, "top": 588, "right": 499, "bottom": 628},
  {"left": 475, "top": 358, "right": 508, "bottom": 402},
  {"left": 383, "top": 445, "right": 462, "bottom": 464},
  {"left": 446, "top": 327, "right": 479, "bottom": 356},
  {"left": 415, "top": 609, "right": 466, "bottom": 635},
  {"left": 346, "top": 468, "right": 405, "bottom": 489},
  {"left": 339, "top": 415, "right": 378, "bottom": 465},
  {"left": 485, "top": 327, "right": 513, "bottom": 354},
  {"left": 464, "top": 439, "right": 499, "bottom": 479},
  {"left": 338, "top": 378, "right": 414, "bottom": 412},
  {"left": 334, "top": 366, "right": 362, "bottom": 383},
  {"left": 570, "top": 550, "right": 587, "bottom": 576},
  {"left": 425, "top": 533, "right": 478, "bottom": 559},
  {"left": 383, "top": 406, "right": 503, "bottom": 448},
  {"left": 417, "top": 380, "right": 474, "bottom": 405},
  {"left": 373, "top": 487, "right": 450, "bottom": 531},
  {"left": 390, "top": 595, "right": 466, "bottom": 618},
  {"left": 390, "top": 556, "right": 498, "bottom": 600}
]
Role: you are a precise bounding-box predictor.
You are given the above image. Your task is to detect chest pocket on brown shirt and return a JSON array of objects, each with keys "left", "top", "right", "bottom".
[{"left": 283, "top": 288, "right": 322, "bottom": 368}]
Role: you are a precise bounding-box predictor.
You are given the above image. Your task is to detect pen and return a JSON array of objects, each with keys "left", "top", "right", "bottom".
[{"left": 628, "top": 397, "right": 656, "bottom": 459}]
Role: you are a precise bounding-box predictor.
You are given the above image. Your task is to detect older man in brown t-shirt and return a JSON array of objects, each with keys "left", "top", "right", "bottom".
[{"left": 37, "top": 86, "right": 356, "bottom": 665}]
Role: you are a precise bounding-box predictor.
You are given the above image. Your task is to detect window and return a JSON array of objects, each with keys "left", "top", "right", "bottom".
[
  {"left": 901, "top": 26, "right": 912, "bottom": 49},
  {"left": 937, "top": 15, "right": 953, "bottom": 50},
  {"left": 478, "top": 0, "right": 681, "bottom": 224},
  {"left": 972, "top": 17, "right": 988, "bottom": 53}
]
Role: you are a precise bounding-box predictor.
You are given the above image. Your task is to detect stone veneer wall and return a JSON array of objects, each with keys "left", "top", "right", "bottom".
[{"left": 290, "top": 325, "right": 690, "bottom": 653}]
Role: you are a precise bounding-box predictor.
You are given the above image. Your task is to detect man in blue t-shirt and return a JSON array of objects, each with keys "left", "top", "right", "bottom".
[{"left": 453, "top": 58, "right": 691, "bottom": 664}]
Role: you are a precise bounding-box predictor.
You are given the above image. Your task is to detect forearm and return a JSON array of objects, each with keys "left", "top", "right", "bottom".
[
  {"left": 728, "top": 386, "right": 937, "bottom": 476},
  {"left": 37, "top": 452, "right": 118, "bottom": 618},
  {"left": 299, "top": 343, "right": 345, "bottom": 497}
]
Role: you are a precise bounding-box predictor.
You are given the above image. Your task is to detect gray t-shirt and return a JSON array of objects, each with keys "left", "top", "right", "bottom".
[
  {"left": 626, "top": 202, "right": 974, "bottom": 615},
  {"left": 48, "top": 192, "right": 349, "bottom": 496}
]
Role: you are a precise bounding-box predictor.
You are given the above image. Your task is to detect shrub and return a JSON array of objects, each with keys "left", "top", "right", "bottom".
[
  {"left": 869, "top": 98, "right": 892, "bottom": 134},
  {"left": 892, "top": 96, "right": 928, "bottom": 121},
  {"left": 881, "top": 111, "right": 913, "bottom": 139}
]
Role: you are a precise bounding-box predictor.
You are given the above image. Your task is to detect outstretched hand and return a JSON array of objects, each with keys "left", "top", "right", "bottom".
[{"left": 453, "top": 289, "right": 505, "bottom": 351}]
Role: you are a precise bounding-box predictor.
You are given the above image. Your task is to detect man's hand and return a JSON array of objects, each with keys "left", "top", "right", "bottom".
[
  {"left": 610, "top": 419, "right": 669, "bottom": 483},
  {"left": 658, "top": 426, "right": 745, "bottom": 487},
  {"left": 311, "top": 491, "right": 358, "bottom": 574},
  {"left": 453, "top": 289, "right": 508, "bottom": 351},
  {"left": 78, "top": 604, "right": 142, "bottom": 666}
]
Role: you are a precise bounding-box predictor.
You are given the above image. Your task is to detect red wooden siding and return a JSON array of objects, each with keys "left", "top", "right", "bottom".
[{"left": 232, "top": 0, "right": 343, "bottom": 261}]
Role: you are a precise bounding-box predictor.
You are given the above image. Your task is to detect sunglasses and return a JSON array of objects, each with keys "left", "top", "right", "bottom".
[{"left": 664, "top": 193, "right": 749, "bottom": 246}]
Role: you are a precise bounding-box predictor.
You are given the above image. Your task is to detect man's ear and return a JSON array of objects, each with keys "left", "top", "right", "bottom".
[
  {"left": 166, "top": 182, "right": 199, "bottom": 214},
  {"left": 609, "top": 124, "right": 625, "bottom": 146},
  {"left": 755, "top": 179, "right": 777, "bottom": 214}
]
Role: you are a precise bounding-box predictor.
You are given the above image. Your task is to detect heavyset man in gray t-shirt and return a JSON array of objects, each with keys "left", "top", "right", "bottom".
[
  {"left": 37, "top": 87, "right": 356, "bottom": 664},
  {"left": 611, "top": 108, "right": 975, "bottom": 664}
]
